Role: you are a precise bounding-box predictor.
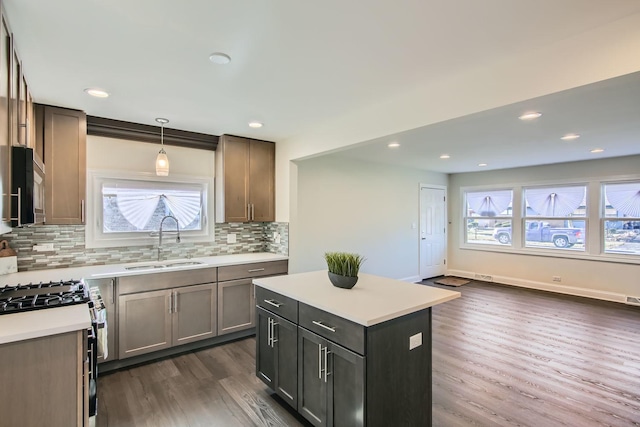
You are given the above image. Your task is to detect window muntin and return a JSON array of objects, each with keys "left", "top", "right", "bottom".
[
  {"left": 464, "top": 189, "right": 513, "bottom": 246},
  {"left": 523, "top": 185, "right": 586, "bottom": 251},
  {"left": 603, "top": 181, "right": 640, "bottom": 256}
]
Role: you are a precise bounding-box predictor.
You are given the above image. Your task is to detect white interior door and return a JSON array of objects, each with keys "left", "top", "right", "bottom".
[{"left": 420, "top": 186, "right": 447, "bottom": 279}]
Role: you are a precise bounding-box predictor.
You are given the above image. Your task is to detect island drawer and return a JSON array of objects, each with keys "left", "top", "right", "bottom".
[
  {"left": 219, "top": 260, "right": 288, "bottom": 281},
  {"left": 298, "top": 302, "right": 365, "bottom": 355},
  {"left": 256, "top": 287, "right": 298, "bottom": 323}
]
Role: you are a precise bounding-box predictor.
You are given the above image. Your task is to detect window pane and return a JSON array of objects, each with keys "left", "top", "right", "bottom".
[
  {"left": 603, "top": 182, "right": 640, "bottom": 255},
  {"left": 466, "top": 190, "right": 512, "bottom": 217},
  {"left": 102, "top": 181, "right": 202, "bottom": 233},
  {"left": 523, "top": 220, "right": 585, "bottom": 250},
  {"left": 604, "top": 220, "right": 640, "bottom": 255},
  {"left": 524, "top": 185, "right": 586, "bottom": 217},
  {"left": 466, "top": 219, "right": 511, "bottom": 245}
]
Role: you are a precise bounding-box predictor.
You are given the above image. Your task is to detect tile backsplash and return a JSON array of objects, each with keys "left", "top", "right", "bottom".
[{"left": 2, "top": 222, "right": 288, "bottom": 271}]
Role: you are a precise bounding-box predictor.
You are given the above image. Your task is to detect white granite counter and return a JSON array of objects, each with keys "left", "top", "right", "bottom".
[
  {"left": 0, "top": 252, "right": 288, "bottom": 284},
  {"left": 253, "top": 271, "right": 460, "bottom": 326},
  {"left": 0, "top": 252, "right": 287, "bottom": 345},
  {"left": 0, "top": 304, "right": 91, "bottom": 345}
]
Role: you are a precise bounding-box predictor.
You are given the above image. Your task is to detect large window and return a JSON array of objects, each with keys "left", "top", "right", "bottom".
[
  {"left": 523, "top": 185, "right": 586, "bottom": 251},
  {"left": 464, "top": 189, "right": 513, "bottom": 246},
  {"left": 603, "top": 181, "right": 640, "bottom": 256},
  {"left": 86, "top": 171, "right": 213, "bottom": 248}
]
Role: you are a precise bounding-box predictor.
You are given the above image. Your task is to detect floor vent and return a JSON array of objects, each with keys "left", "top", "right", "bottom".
[
  {"left": 626, "top": 296, "right": 640, "bottom": 306},
  {"left": 474, "top": 274, "right": 493, "bottom": 282}
]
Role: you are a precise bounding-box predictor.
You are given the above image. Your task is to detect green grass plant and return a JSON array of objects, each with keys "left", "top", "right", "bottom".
[{"left": 324, "top": 252, "right": 365, "bottom": 277}]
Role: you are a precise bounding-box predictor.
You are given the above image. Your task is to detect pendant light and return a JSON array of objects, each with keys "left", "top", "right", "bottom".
[{"left": 155, "top": 118, "right": 169, "bottom": 176}]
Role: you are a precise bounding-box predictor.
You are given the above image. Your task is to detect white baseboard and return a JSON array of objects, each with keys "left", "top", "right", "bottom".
[
  {"left": 400, "top": 275, "right": 422, "bottom": 283},
  {"left": 446, "top": 269, "right": 627, "bottom": 304}
]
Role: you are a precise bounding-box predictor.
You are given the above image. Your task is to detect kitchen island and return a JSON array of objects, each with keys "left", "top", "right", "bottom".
[{"left": 253, "top": 271, "right": 460, "bottom": 427}]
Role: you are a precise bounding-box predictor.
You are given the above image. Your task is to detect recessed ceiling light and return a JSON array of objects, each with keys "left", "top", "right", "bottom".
[
  {"left": 209, "top": 52, "right": 231, "bottom": 64},
  {"left": 518, "top": 112, "right": 542, "bottom": 120},
  {"left": 590, "top": 148, "right": 604, "bottom": 153},
  {"left": 478, "top": 163, "right": 488, "bottom": 167},
  {"left": 439, "top": 154, "right": 450, "bottom": 159},
  {"left": 84, "top": 88, "right": 109, "bottom": 98},
  {"left": 388, "top": 142, "right": 400, "bottom": 148},
  {"left": 248, "top": 121, "right": 263, "bottom": 128},
  {"left": 561, "top": 133, "right": 580, "bottom": 141}
]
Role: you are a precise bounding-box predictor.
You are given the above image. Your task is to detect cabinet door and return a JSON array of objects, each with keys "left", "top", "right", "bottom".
[
  {"left": 118, "top": 289, "right": 172, "bottom": 359},
  {"left": 218, "top": 278, "right": 255, "bottom": 335},
  {"left": 327, "top": 341, "right": 365, "bottom": 427},
  {"left": 249, "top": 140, "right": 275, "bottom": 222},
  {"left": 43, "top": 105, "right": 86, "bottom": 224},
  {"left": 173, "top": 283, "right": 217, "bottom": 346},
  {"left": 256, "top": 307, "right": 276, "bottom": 389},
  {"left": 222, "top": 135, "right": 250, "bottom": 222},
  {"left": 274, "top": 311, "right": 298, "bottom": 408},
  {"left": 256, "top": 307, "right": 299, "bottom": 409},
  {"left": 0, "top": 16, "right": 10, "bottom": 234},
  {"left": 298, "top": 327, "right": 328, "bottom": 426}
]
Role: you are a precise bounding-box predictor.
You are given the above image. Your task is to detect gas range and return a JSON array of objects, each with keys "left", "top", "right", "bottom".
[{"left": 0, "top": 280, "right": 89, "bottom": 315}]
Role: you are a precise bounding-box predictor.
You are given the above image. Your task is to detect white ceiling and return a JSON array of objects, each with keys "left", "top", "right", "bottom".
[{"left": 5, "top": 0, "right": 640, "bottom": 173}]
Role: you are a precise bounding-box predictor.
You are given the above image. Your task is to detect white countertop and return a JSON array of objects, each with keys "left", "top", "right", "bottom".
[
  {"left": 253, "top": 271, "right": 460, "bottom": 326},
  {"left": 0, "top": 252, "right": 287, "bottom": 345},
  {"left": 0, "top": 252, "right": 288, "bottom": 284},
  {"left": 0, "top": 304, "right": 91, "bottom": 345}
]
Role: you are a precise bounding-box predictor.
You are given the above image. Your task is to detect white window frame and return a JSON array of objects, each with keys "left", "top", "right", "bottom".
[
  {"left": 462, "top": 188, "right": 514, "bottom": 247},
  {"left": 86, "top": 169, "right": 214, "bottom": 249},
  {"left": 601, "top": 180, "right": 640, "bottom": 258}
]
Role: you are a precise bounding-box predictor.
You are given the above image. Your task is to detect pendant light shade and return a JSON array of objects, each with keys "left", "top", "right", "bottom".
[{"left": 155, "top": 118, "right": 169, "bottom": 176}]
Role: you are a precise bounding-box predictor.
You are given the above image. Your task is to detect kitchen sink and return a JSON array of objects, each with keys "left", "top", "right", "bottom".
[
  {"left": 124, "top": 264, "right": 165, "bottom": 271},
  {"left": 164, "top": 261, "right": 204, "bottom": 267}
]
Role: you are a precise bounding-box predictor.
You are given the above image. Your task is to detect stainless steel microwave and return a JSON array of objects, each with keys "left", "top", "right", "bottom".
[{"left": 11, "top": 146, "right": 45, "bottom": 226}]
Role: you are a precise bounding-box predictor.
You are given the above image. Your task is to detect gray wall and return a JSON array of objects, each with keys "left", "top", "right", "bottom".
[
  {"left": 290, "top": 155, "right": 447, "bottom": 280},
  {"left": 448, "top": 155, "right": 640, "bottom": 299}
]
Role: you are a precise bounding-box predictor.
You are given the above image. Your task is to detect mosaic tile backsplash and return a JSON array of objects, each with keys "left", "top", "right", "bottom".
[{"left": 2, "top": 222, "right": 288, "bottom": 271}]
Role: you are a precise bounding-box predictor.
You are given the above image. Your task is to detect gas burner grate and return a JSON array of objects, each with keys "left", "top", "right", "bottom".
[{"left": 0, "top": 280, "right": 89, "bottom": 315}]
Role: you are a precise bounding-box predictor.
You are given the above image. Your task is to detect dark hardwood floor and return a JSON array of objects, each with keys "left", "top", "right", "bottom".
[{"left": 97, "top": 280, "right": 640, "bottom": 426}]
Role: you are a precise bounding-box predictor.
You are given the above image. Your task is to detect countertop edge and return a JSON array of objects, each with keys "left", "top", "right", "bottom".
[{"left": 0, "top": 305, "right": 92, "bottom": 345}]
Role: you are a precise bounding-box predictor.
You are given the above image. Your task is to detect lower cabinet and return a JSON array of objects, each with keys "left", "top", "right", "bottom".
[
  {"left": 298, "top": 327, "right": 365, "bottom": 427},
  {"left": 118, "top": 283, "right": 216, "bottom": 359},
  {"left": 256, "top": 307, "right": 298, "bottom": 408},
  {"left": 218, "top": 278, "right": 255, "bottom": 335}
]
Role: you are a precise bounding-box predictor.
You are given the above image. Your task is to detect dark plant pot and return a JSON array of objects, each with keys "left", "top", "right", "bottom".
[{"left": 328, "top": 271, "right": 358, "bottom": 289}]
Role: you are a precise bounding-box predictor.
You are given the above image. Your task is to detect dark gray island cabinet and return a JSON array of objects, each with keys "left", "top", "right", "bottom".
[{"left": 254, "top": 271, "right": 460, "bottom": 427}]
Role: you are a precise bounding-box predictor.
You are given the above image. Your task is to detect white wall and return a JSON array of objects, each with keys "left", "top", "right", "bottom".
[
  {"left": 86, "top": 135, "right": 215, "bottom": 176},
  {"left": 448, "top": 155, "right": 640, "bottom": 300},
  {"left": 290, "top": 155, "right": 447, "bottom": 280}
]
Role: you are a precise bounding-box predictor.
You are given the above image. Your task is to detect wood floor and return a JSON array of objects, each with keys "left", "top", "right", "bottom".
[{"left": 96, "top": 280, "right": 640, "bottom": 427}]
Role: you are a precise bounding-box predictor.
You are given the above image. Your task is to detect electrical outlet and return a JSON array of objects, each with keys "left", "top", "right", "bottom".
[
  {"left": 409, "top": 332, "right": 422, "bottom": 350},
  {"left": 552, "top": 276, "right": 562, "bottom": 282},
  {"left": 226, "top": 233, "right": 237, "bottom": 244},
  {"left": 33, "top": 243, "right": 54, "bottom": 252}
]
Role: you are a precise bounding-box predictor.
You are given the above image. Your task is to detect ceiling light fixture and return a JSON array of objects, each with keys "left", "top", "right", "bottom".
[
  {"left": 590, "top": 148, "right": 604, "bottom": 153},
  {"left": 209, "top": 52, "right": 231, "bottom": 64},
  {"left": 84, "top": 88, "right": 109, "bottom": 98},
  {"left": 478, "top": 163, "right": 488, "bottom": 167},
  {"left": 248, "top": 121, "right": 263, "bottom": 128},
  {"left": 440, "top": 154, "right": 450, "bottom": 159},
  {"left": 560, "top": 133, "right": 580, "bottom": 141},
  {"left": 388, "top": 142, "right": 400, "bottom": 148},
  {"left": 518, "top": 112, "right": 542, "bottom": 120},
  {"left": 155, "top": 118, "right": 170, "bottom": 176}
]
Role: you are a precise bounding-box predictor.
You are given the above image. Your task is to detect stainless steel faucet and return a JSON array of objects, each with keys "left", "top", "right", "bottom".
[{"left": 158, "top": 215, "right": 180, "bottom": 261}]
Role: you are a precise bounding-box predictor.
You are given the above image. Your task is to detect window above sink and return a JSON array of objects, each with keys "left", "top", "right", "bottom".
[{"left": 85, "top": 170, "right": 214, "bottom": 249}]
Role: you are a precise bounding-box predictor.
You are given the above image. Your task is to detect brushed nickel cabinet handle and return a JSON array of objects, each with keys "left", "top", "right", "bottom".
[
  {"left": 324, "top": 348, "right": 331, "bottom": 382},
  {"left": 267, "top": 317, "right": 272, "bottom": 347},
  {"left": 168, "top": 293, "right": 173, "bottom": 314},
  {"left": 264, "top": 299, "right": 282, "bottom": 308},
  {"left": 271, "top": 321, "right": 278, "bottom": 346},
  {"left": 318, "top": 343, "right": 323, "bottom": 379},
  {"left": 248, "top": 268, "right": 265, "bottom": 273},
  {"left": 312, "top": 320, "right": 336, "bottom": 332},
  {"left": 81, "top": 199, "right": 85, "bottom": 223},
  {"left": 173, "top": 291, "right": 179, "bottom": 313}
]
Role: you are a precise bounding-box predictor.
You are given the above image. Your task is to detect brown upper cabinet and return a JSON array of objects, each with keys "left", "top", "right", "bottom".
[
  {"left": 215, "top": 135, "right": 275, "bottom": 223},
  {"left": 38, "top": 104, "right": 87, "bottom": 224}
]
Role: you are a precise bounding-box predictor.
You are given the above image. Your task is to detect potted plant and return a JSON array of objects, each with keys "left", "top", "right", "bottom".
[{"left": 324, "top": 252, "right": 365, "bottom": 289}]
